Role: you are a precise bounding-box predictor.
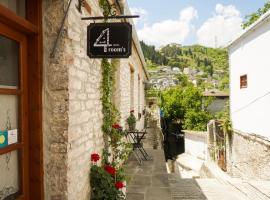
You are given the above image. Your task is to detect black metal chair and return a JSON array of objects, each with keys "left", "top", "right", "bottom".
[{"left": 125, "top": 130, "right": 152, "bottom": 164}]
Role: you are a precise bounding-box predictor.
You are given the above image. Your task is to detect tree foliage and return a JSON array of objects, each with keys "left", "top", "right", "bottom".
[
  {"left": 242, "top": 1, "right": 270, "bottom": 29},
  {"left": 140, "top": 41, "right": 168, "bottom": 65},
  {"left": 160, "top": 85, "right": 213, "bottom": 131}
]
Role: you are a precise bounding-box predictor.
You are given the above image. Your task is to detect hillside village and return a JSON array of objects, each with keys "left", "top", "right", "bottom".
[
  {"left": 141, "top": 42, "right": 229, "bottom": 91},
  {"left": 0, "top": 0, "right": 270, "bottom": 200}
]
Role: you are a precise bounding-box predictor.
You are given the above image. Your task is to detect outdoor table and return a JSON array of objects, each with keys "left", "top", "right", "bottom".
[{"left": 126, "top": 130, "right": 152, "bottom": 163}]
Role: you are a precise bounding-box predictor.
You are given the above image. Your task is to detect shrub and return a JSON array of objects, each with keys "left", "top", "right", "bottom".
[
  {"left": 90, "top": 165, "right": 124, "bottom": 200},
  {"left": 160, "top": 85, "right": 213, "bottom": 131}
]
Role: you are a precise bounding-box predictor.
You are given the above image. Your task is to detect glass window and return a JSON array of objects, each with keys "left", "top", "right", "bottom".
[
  {"left": 0, "top": 35, "right": 19, "bottom": 89},
  {"left": 0, "top": 150, "right": 20, "bottom": 199},
  {"left": 0, "top": 95, "right": 18, "bottom": 131},
  {"left": 0, "top": 0, "right": 25, "bottom": 18},
  {"left": 240, "top": 74, "right": 248, "bottom": 89}
]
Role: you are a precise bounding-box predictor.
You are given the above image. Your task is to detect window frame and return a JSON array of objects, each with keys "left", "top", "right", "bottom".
[{"left": 240, "top": 74, "right": 248, "bottom": 89}]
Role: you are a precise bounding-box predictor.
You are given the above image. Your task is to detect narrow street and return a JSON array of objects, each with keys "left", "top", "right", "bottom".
[
  {"left": 125, "top": 128, "right": 270, "bottom": 200},
  {"left": 1, "top": 1, "right": 270, "bottom": 199}
]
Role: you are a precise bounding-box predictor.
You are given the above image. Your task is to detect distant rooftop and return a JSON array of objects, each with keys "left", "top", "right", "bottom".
[{"left": 203, "top": 90, "right": 229, "bottom": 97}]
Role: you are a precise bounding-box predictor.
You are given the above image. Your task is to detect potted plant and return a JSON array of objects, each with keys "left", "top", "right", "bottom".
[{"left": 126, "top": 110, "right": 136, "bottom": 131}]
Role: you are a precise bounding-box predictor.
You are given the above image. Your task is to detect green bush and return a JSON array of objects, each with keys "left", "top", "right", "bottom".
[
  {"left": 126, "top": 112, "right": 136, "bottom": 131},
  {"left": 184, "top": 109, "right": 213, "bottom": 131},
  {"left": 160, "top": 85, "right": 213, "bottom": 131},
  {"left": 90, "top": 165, "right": 124, "bottom": 200}
]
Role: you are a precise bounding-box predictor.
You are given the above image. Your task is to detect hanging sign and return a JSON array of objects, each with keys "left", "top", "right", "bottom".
[{"left": 87, "top": 22, "right": 132, "bottom": 58}]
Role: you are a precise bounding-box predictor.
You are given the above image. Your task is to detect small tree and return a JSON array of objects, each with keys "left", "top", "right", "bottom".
[{"left": 160, "top": 85, "right": 213, "bottom": 131}]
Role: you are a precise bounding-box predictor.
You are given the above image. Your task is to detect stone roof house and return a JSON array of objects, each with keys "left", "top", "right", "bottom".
[
  {"left": 0, "top": 0, "right": 148, "bottom": 199},
  {"left": 203, "top": 90, "right": 229, "bottom": 114}
]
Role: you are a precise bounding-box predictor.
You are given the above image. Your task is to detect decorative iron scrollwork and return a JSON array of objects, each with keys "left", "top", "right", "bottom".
[
  {"left": 76, "top": 0, "right": 83, "bottom": 13},
  {"left": 109, "top": 4, "right": 118, "bottom": 17},
  {"left": 103, "top": 1, "right": 118, "bottom": 17}
]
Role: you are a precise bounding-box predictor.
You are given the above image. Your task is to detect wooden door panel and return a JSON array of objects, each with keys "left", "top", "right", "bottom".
[{"left": 0, "top": 22, "right": 28, "bottom": 200}]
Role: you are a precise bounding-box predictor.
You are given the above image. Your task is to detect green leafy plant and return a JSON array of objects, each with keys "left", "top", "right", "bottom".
[
  {"left": 90, "top": 154, "right": 125, "bottom": 200},
  {"left": 126, "top": 111, "right": 136, "bottom": 131},
  {"left": 216, "top": 102, "right": 232, "bottom": 135},
  {"left": 242, "top": 1, "right": 270, "bottom": 29},
  {"left": 160, "top": 85, "right": 213, "bottom": 131},
  {"left": 184, "top": 109, "right": 213, "bottom": 131}
]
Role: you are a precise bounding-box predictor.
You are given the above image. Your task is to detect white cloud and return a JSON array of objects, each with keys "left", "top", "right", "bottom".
[
  {"left": 197, "top": 4, "right": 243, "bottom": 48},
  {"left": 180, "top": 6, "right": 198, "bottom": 21},
  {"left": 130, "top": 7, "right": 148, "bottom": 25},
  {"left": 137, "top": 7, "right": 198, "bottom": 47}
]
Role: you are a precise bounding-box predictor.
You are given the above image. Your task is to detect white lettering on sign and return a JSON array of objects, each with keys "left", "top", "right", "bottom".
[
  {"left": 8, "top": 129, "right": 18, "bottom": 145},
  {"left": 94, "top": 28, "right": 113, "bottom": 52},
  {"left": 108, "top": 47, "right": 126, "bottom": 53}
]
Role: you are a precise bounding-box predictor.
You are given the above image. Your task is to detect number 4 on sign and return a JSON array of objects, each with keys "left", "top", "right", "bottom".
[{"left": 94, "top": 28, "right": 112, "bottom": 52}]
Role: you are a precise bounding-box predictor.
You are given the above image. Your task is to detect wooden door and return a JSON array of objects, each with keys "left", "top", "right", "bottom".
[{"left": 0, "top": 22, "right": 29, "bottom": 200}]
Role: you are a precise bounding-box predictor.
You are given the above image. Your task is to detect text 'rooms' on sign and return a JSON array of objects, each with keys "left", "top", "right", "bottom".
[{"left": 87, "top": 22, "right": 132, "bottom": 58}]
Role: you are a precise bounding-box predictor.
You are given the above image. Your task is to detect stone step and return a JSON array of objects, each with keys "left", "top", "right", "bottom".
[
  {"left": 176, "top": 153, "right": 204, "bottom": 172},
  {"left": 227, "top": 182, "right": 270, "bottom": 200}
]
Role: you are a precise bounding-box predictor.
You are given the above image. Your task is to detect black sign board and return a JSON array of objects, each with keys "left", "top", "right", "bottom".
[{"left": 87, "top": 22, "right": 132, "bottom": 58}]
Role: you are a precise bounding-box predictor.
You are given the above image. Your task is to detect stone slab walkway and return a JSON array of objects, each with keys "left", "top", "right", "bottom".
[
  {"left": 125, "top": 148, "right": 270, "bottom": 200},
  {"left": 125, "top": 125, "right": 270, "bottom": 200},
  {"left": 125, "top": 149, "right": 171, "bottom": 200}
]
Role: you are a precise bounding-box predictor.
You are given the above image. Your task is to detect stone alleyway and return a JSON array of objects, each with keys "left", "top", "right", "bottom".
[
  {"left": 125, "top": 148, "right": 270, "bottom": 200},
  {"left": 124, "top": 124, "right": 270, "bottom": 200}
]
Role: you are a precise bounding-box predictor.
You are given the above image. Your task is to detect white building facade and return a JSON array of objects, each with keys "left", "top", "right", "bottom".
[
  {"left": 228, "top": 11, "right": 270, "bottom": 180},
  {"left": 229, "top": 11, "right": 270, "bottom": 139}
]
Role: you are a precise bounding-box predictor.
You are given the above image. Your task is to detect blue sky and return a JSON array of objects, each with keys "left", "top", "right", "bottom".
[{"left": 127, "top": 0, "right": 267, "bottom": 47}]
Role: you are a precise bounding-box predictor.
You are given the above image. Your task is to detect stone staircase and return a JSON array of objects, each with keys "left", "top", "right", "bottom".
[
  {"left": 174, "top": 153, "right": 270, "bottom": 200},
  {"left": 125, "top": 125, "right": 270, "bottom": 200}
]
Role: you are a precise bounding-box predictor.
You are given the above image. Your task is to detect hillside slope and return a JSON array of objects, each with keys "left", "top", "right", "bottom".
[{"left": 141, "top": 42, "right": 229, "bottom": 91}]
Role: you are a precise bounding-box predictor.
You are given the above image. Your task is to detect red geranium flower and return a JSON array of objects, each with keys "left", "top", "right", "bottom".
[
  {"left": 91, "top": 153, "right": 100, "bottom": 162},
  {"left": 104, "top": 165, "right": 116, "bottom": 176},
  {"left": 112, "top": 123, "right": 122, "bottom": 129},
  {"left": 115, "top": 182, "right": 125, "bottom": 189}
]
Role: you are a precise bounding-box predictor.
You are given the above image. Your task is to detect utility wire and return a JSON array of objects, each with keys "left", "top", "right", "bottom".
[{"left": 232, "top": 90, "right": 270, "bottom": 114}]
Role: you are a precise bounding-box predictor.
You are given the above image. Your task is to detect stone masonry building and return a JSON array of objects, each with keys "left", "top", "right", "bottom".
[{"left": 0, "top": 0, "right": 148, "bottom": 199}]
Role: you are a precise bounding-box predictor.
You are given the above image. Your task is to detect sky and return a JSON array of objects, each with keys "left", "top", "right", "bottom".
[{"left": 127, "top": 0, "right": 268, "bottom": 48}]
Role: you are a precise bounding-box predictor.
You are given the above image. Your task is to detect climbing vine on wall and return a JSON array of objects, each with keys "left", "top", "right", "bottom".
[
  {"left": 101, "top": 58, "right": 118, "bottom": 162},
  {"left": 98, "top": 0, "right": 131, "bottom": 164},
  {"left": 89, "top": 2, "right": 131, "bottom": 199}
]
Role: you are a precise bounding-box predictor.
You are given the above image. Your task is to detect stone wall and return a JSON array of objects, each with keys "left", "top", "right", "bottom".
[
  {"left": 43, "top": 0, "right": 147, "bottom": 199},
  {"left": 114, "top": 46, "right": 146, "bottom": 130},
  {"left": 227, "top": 130, "right": 270, "bottom": 180},
  {"left": 43, "top": 0, "right": 70, "bottom": 199},
  {"left": 66, "top": 0, "right": 105, "bottom": 199},
  {"left": 184, "top": 130, "right": 207, "bottom": 160}
]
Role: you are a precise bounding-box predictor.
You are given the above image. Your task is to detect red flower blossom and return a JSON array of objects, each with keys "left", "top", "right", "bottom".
[
  {"left": 115, "top": 182, "right": 125, "bottom": 189},
  {"left": 130, "top": 110, "right": 134, "bottom": 113},
  {"left": 104, "top": 165, "right": 116, "bottom": 176},
  {"left": 91, "top": 153, "right": 100, "bottom": 162},
  {"left": 112, "top": 123, "right": 122, "bottom": 129}
]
